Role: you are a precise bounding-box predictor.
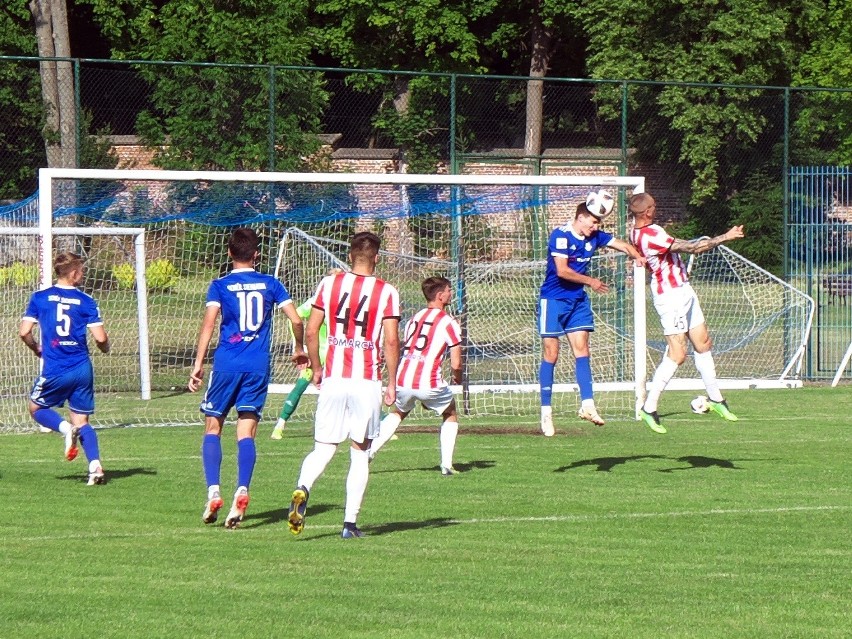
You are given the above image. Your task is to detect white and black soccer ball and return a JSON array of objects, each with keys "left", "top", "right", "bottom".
[
  {"left": 586, "top": 189, "right": 615, "bottom": 218},
  {"left": 690, "top": 395, "right": 710, "bottom": 414}
]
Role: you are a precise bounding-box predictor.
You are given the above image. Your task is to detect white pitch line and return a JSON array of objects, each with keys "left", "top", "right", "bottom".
[{"left": 2, "top": 504, "right": 847, "bottom": 545}]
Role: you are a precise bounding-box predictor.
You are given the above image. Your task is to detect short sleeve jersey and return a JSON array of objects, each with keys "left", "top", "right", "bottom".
[
  {"left": 313, "top": 272, "right": 401, "bottom": 381},
  {"left": 539, "top": 225, "right": 614, "bottom": 300},
  {"left": 22, "top": 284, "right": 103, "bottom": 377},
  {"left": 397, "top": 307, "right": 462, "bottom": 390},
  {"left": 630, "top": 224, "right": 688, "bottom": 297},
  {"left": 206, "top": 268, "right": 292, "bottom": 373}
]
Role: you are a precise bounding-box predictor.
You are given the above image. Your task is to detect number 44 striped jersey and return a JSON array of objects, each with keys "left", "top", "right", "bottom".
[{"left": 313, "top": 272, "right": 400, "bottom": 381}]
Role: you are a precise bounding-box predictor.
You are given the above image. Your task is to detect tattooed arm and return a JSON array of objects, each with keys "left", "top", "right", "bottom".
[{"left": 670, "top": 225, "right": 744, "bottom": 254}]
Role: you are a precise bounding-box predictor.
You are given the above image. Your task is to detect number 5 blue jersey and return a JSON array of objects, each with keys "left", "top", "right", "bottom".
[
  {"left": 206, "top": 268, "right": 292, "bottom": 373},
  {"left": 22, "top": 284, "right": 104, "bottom": 377}
]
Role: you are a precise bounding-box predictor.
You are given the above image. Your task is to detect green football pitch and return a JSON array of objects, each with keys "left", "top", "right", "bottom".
[{"left": 1, "top": 387, "right": 850, "bottom": 638}]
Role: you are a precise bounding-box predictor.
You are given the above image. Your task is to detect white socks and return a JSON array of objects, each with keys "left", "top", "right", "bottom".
[
  {"left": 297, "top": 442, "right": 337, "bottom": 491},
  {"left": 694, "top": 351, "right": 724, "bottom": 402},
  {"left": 344, "top": 447, "right": 369, "bottom": 523},
  {"left": 440, "top": 421, "right": 459, "bottom": 469},
  {"left": 369, "top": 412, "right": 402, "bottom": 457},
  {"left": 643, "top": 356, "right": 679, "bottom": 413}
]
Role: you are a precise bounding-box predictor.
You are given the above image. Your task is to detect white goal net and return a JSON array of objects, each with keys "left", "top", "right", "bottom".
[{"left": 0, "top": 168, "right": 813, "bottom": 432}]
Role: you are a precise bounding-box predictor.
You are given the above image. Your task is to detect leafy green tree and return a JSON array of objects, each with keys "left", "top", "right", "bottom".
[
  {"left": 81, "top": 0, "right": 326, "bottom": 171},
  {"left": 0, "top": 4, "right": 44, "bottom": 198},
  {"left": 576, "top": 0, "right": 802, "bottom": 205},
  {"left": 791, "top": 0, "right": 852, "bottom": 165}
]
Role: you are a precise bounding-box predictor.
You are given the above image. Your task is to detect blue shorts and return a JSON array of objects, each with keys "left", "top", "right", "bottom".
[
  {"left": 200, "top": 371, "right": 269, "bottom": 419},
  {"left": 538, "top": 296, "right": 595, "bottom": 337},
  {"left": 30, "top": 360, "right": 95, "bottom": 415}
]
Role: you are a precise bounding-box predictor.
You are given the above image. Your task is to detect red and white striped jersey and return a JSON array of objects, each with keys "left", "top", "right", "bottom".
[
  {"left": 313, "top": 272, "right": 400, "bottom": 381},
  {"left": 397, "top": 307, "right": 462, "bottom": 390},
  {"left": 631, "top": 224, "right": 688, "bottom": 297}
]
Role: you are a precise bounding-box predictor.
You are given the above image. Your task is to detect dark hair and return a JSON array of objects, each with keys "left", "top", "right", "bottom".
[
  {"left": 54, "top": 252, "right": 84, "bottom": 277},
  {"left": 574, "top": 202, "right": 602, "bottom": 220},
  {"left": 350, "top": 231, "right": 381, "bottom": 261},
  {"left": 421, "top": 276, "right": 451, "bottom": 302},
  {"left": 229, "top": 228, "right": 259, "bottom": 262}
]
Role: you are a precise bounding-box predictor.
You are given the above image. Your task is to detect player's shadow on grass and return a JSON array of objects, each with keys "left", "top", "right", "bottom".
[
  {"left": 371, "top": 460, "right": 496, "bottom": 475},
  {"left": 366, "top": 517, "right": 458, "bottom": 536},
  {"left": 416, "top": 460, "right": 496, "bottom": 474},
  {"left": 657, "top": 455, "right": 741, "bottom": 473},
  {"left": 57, "top": 467, "right": 156, "bottom": 483},
  {"left": 246, "top": 502, "right": 340, "bottom": 528},
  {"left": 555, "top": 455, "right": 664, "bottom": 473},
  {"left": 295, "top": 517, "right": 459, "bottom": 540}
]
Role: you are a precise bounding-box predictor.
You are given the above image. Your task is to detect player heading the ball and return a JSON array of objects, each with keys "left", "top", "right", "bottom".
[{"left": 538, "top": 190, "right": 645, "bottom": 436}]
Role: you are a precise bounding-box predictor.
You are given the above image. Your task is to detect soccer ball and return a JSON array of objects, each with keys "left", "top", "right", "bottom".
[
  {"left": 690, "top": 395, "right": 710, "bottom": 414},
  {"left": 586, "top": 189, "right": 615, "bottom": 218}
]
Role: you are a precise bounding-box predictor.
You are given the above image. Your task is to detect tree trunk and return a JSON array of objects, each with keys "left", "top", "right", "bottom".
[
  {"left": 524, "top": 10, "right": 553, "bottom": 167},
  {"left": 29, "top": 0, "right": 77, "bottom": 169},
  {"left": 51, "top": 0, "right": 77, "bottom": 169},
  {"left": 30, "top": 0, "right": 61, "bottom": 168}
]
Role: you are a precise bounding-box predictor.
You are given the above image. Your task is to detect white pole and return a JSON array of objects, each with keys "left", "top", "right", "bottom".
[
  {"left": 832, "top": 339, "right": 852, "bottom": 387},
  {"left": 134, "top": 231, "right": 152, "bottom": 400},
  {"left": 631, "top": 178, "right": 647, "bottom": 417},
  {"left": 37, "top": 170, "right": 53, "bottom": 289}
]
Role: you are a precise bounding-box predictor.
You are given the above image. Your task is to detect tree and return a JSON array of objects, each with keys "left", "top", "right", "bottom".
[
  {"left": 29, "top": 0, "right": 78, "bottom": 168},
  {"left": 576, "top": 0, "right": 802, "bottom": 205},
  {"left": 792, "top": 0, "right": 852, "bottom": 165},
  {"left": 81, "top": 0, "right": 326, "bottom": 171},
  {"left": 0, "top": 3, "right": 44, "bottom": 198}
]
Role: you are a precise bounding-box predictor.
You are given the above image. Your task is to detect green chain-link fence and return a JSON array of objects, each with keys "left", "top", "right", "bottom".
[{"left": 1, "top": 56, "right": 851, "bottom": 379}]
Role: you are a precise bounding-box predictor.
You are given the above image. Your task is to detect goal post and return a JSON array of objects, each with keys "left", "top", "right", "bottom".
[{"left": 1, "top": 166, "right": 811, "bottom": 431}]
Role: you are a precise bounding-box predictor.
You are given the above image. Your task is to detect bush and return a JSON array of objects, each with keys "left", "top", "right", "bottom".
[
  {"left": 146, "top": 259, "right": 180, "bottom": 291},
  {"left": 112, "top": 263, "right": 136, "bottom": 290},
  {"left": 3, "top": 262, "right": 39, "bottom": 287}
]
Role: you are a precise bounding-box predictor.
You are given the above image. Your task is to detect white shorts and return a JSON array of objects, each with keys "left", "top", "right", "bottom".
[
  {"left": 314, "top": 378, "right": 382, "bottom": 444},
  {"left": 653, "top": 283, "right": 706, "bottom": 336},
  {"left": 396, "top": 385, "right": 454, "bottom": 416}
]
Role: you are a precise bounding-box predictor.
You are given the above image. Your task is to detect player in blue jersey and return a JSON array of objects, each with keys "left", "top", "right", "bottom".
[
  {"left": 188, "top": 228, "right": 307, "bottom": 529},
  {"left": 19, "top": 252, "right": 111, "bottom": 485},
  {"left": 538, "top": 191, "right": 645, "bottom": 436}
]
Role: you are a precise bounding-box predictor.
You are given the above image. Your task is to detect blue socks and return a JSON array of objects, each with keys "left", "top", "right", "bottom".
[
  {"left": 78, "top": 424, "right": 100, "bottom": 462},
  {"left": 236, "top": 438, "right": 256, "bottom": 489},
  {"left": 202, "top": 434, "right": 222, "bottom": 487},
  {"left": 32, "top": 408, "right": 64, "bottom": 432},
  {"left": 540, "top": 356, "right": 594, "bottom": 404},
  {"left": 539, "top": 360, "right": 555, "bottom": 406},
  {"left": 576, "top": 356, "right": 593, "bottom": 401}
]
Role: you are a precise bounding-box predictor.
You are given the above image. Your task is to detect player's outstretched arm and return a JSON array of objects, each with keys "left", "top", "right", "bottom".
[
  {"left": 608, "top": 238, "right": 646, "bottom": 267},
  {"left": 188, "top": 306, "right": 219, "bottom": 392},
  {"left": 671, "top": 225, "right": 744, "bottom": 255}
]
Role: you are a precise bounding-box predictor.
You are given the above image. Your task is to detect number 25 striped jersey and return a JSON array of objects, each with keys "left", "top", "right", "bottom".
[
  {"left": 397, "top": 307, "right": 461, "bottom": 390},
  {"left": 312, "top": 272, "right": 400, "bottom": 382}
]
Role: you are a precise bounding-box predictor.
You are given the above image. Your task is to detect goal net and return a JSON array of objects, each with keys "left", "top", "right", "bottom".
[{"left": 0, "top": 169, "right": 812, "bottom": 432}]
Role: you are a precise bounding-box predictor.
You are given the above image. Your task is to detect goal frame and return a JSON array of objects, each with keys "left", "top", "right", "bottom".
[{"left": 37, "top": 167, "right": 811, "bottom": 420}]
